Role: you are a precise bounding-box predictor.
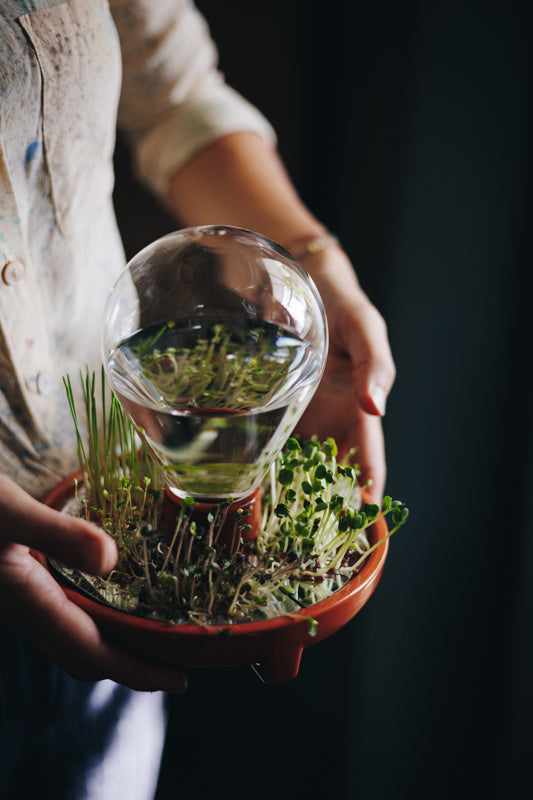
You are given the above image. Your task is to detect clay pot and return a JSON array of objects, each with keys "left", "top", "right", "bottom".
[{"left": 44, "top": 476, "right": 389, "bottom": 684}]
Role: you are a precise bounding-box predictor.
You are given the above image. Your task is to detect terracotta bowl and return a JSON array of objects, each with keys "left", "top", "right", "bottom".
[{"left": 44, "top": 476, "right": 389, "bottom": 684}]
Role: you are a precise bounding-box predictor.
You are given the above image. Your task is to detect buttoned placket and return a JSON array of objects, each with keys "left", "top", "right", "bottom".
[
  {"left": 1, "top": 259, "right": 25, "bottom": 286},
  {"left": 0, "top": 161, "right": 56, "bottom": 405}
]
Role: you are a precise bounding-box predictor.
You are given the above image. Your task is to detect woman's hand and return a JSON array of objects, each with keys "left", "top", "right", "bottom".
[
  {"left": 0, "top": 475, "right": 187, "bottom": 692},
  {"left": 295, "top": 246, "right": 396, "bottom": 502},
  {"left": 166, "top": 133, "right": 396, "bottom": 500}
]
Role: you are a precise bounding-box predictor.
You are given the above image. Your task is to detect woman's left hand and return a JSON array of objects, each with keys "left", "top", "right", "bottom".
[{"left": 296, "top": 246, "right": 396, "bottom": 503}]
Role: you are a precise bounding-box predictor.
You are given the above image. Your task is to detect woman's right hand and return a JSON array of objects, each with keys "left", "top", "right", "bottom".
[{"left": 0, "top": 474, "right": 187, "bottom": 692}]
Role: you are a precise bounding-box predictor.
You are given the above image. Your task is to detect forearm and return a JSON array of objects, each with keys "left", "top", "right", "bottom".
[
  {"left": 165, "top": 130, "right": 395, "bottom": 497},
  {"left": 165, "top": 131, "right": 365, "bottom": 307},
  {"left": 166, "top": 133, "right": 336, "bottom": 259}
]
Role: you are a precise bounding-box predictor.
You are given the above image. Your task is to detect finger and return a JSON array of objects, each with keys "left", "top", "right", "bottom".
[
  {"left": 296, "top": 361, "right": 353, "bottom": 444},
  {"left": 0, "top": 475, "right": 117, "bottom": 575},
  {"left": 345, "top": 413, "right": 386, "bottom": 504},
  {"left": 296, "top": 367, "right": 386, "bottom": 500},
  {"left": 7, "top": 551, "right": 187, "bottom": 692},
  {"left": 333, "top": 301, "right": 396, "bottom": 417}
]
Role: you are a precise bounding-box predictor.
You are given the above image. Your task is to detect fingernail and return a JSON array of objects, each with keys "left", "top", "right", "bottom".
[
  {"left": 85, "top": 527, "right": 118, "bottom": 575},
  {"left": 369, "top": 384, "right": 387, "bottom": 416},
  {"left": 99, "top": 537, "right": 119, "bottom": 575}
]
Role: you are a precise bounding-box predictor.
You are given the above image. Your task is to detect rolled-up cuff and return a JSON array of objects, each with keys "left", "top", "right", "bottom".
[{"left": 134, "top": 84, "right": 277, "bottom": 197}]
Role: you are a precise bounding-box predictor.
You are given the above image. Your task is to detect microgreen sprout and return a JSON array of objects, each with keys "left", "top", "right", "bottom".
[
  {"left": 129, "top": 321, "right": 293, "bottom": 411},
  {"left": 57, "top": 370, "right": 409, "bottom": 627}
]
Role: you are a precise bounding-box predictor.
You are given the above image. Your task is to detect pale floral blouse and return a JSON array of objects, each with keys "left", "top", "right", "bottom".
[{"left": 0, "top": 0, "right": 275, "bottom": 498}]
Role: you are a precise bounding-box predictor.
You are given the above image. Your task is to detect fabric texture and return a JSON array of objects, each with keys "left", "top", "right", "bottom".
[
  {"left": 0, "top": 627, "right": 167, "bottom": 800},
  {"left": 0, "top": 0, "right": 275, "bottom": 499},
  {"left": 0, "top": 2, "right": 275, "bottom": 797}
]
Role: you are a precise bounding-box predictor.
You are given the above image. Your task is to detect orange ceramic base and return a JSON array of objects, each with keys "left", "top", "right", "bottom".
[{"left": 44, "top": 475, "right": 389, "bottom": 684}]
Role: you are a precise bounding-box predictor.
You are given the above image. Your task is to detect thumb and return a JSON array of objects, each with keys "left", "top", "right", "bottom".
[
  {"left": 336, "top": 300, "right": 396, "bottom": 417},
  {"left": 354, "top": 364, "right": 394, "bottom": 418},
  {"left": 0, "top": 475, "right": 118, "bottom": 575}
]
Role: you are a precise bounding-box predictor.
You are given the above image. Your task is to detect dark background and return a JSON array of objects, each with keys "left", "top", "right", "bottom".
[{"left": 113, "top": 2, "right": 532, "bottom": 797}]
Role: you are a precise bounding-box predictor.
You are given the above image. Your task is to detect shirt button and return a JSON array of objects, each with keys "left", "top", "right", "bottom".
[
  {"left": 2, "top": 260, "right": 25, "bottom": 286},
  {"left": 35, "top": 371, "right": 54, "bottom": 396}
]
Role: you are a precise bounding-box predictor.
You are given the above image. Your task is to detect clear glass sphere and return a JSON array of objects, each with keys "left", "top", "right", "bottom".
[{"left": 102, "top": 225, "right": 328, "bottom": 501}]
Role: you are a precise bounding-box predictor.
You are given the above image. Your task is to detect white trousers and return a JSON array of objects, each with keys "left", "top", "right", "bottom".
[{"left": 0, "top": 628, "right": 167, "bottom": 800}]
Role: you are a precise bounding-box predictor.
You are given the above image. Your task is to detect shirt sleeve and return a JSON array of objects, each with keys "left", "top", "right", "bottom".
[{"left": 110, "top": 0, "right": 277, "bottom": 197}]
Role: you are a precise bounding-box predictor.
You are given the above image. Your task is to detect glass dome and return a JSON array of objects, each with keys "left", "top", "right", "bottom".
[{"left": 102, "top": 225, "right": 328, "bottom": 502}]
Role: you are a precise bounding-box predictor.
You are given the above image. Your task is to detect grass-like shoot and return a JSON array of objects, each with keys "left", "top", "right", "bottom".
[{"left": 58, "top": 370, "right": 408, "bottom": 627}]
